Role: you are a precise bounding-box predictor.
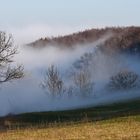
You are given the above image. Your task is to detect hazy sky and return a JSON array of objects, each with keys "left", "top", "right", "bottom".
[
  {"left": 0, "top": 0, "right": 140, "bottom": 28},
  {"left": 0, "top": 0, "right": 140, "bottom": 44}
]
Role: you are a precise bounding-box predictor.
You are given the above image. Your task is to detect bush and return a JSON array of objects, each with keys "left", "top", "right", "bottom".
[{"left": 108, "top": 71, "right": 139, "bottom": 90}]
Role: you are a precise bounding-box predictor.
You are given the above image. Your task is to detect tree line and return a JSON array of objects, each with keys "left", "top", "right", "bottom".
[{"left": 1, "top": 31, "right": 140, "bottom": 99}]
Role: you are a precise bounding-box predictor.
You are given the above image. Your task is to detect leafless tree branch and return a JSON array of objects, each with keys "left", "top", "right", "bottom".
[{"left": 0, "top": 31, "right": 24, "bottom": 84}]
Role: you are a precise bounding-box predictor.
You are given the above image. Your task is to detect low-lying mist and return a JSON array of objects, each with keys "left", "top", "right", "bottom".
[{"left": 0, "top": 33, "right": 140, "bottom": 117}]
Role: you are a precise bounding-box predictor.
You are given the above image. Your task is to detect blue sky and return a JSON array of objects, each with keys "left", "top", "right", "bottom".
[
  {"left": 0, "top": 0, "right": 140, "bottom": 44},
  {"left": 0, "top": 0, "right": 140, "bottom": 27}
]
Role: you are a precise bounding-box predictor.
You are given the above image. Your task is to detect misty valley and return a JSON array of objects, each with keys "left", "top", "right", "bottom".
[
  {"left": 1, "top": 1, "right": 140, "bottom": 139},
  {"left": 0, "top": 27, "right": 140, "bottom": 117}
]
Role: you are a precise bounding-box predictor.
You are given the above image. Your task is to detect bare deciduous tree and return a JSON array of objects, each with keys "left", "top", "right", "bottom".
[
  {"left": 41, "top": 65, "right": 63, "bottom": 97},
  {"left": 73, "top": 69, "right": 93, "bottom": 97},
  {"left": 108, "top": 71, "right": 139, "bottom": 90},
  {"left": 0, "top": 31, "right": 24, "bottom": 83}
]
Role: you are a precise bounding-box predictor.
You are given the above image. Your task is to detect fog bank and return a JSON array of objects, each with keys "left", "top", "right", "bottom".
[{"left": 0, "top": 31, "right": 140, "bottom": 116}]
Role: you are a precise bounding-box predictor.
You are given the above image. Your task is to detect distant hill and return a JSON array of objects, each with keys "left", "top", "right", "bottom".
[{"left": 28, "top": 26, "right": 140, "bottom": 54}]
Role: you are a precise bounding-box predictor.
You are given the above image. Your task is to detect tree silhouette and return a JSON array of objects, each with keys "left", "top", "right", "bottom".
[
  {"left": 0, "top": 31, "right": 24, "bottom": 84},
  {"left": 109, "top": 71, "right": 139, "bottom": 90}
]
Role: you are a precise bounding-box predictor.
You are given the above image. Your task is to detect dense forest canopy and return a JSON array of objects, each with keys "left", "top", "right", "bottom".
[{"left": 29, "top": 27, "right": 140, "bottom": 54}]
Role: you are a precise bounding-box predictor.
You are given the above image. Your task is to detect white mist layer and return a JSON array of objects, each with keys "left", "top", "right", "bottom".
[
  {"left": 0, "top": 32, "right": 140, "bottom": 116},
  {"left": 4, "top": 23, "right": 94, "bottom": 45}
]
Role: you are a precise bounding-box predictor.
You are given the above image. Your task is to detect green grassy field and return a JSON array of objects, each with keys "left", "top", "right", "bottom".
[{"left": 0, "top": 99, "right": 140, "bottom": 139}]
